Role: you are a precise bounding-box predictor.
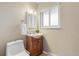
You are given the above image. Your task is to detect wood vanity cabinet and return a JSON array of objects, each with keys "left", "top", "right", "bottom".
[{"left": 26, "top": 35, "right": 43, "bottom": 56}]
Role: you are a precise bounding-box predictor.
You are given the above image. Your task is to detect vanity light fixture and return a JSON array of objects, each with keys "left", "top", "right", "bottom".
[{"left": 27, "top": 8, "right": 36, "bottom": 15}]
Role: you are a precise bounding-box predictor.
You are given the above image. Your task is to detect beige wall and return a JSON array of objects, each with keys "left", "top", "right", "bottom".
[
  {"left": 0, "top": 2, "right": 37, "bottom": 56},
  {"left": 0, "top": 2, "right": 79, "bottom": 56},
  {"left": 37, "top": 2, "right": 79, "bottom": 56}
]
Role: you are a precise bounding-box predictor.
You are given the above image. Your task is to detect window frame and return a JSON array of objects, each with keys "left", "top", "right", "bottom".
[{"left": 39, "top": 5, "right": 61, "bottom": 29}]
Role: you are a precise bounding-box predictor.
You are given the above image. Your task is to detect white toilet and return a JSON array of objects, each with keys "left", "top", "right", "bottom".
[{"left": 6, "top": 40, "right": 30, "bottom": 56}]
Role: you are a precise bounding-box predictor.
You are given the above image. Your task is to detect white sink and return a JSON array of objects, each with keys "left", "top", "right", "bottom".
[{"left": 26, "top": 33, "right": 43, "bottom": 38}]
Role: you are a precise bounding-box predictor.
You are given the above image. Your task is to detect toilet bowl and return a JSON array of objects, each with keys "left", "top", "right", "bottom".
[{"left": 6, "top": 40, "right": 30, "bottom": 56}]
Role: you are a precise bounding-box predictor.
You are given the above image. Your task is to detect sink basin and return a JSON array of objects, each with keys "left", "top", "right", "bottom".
[{"left": 26, "top": 33, "right": 43, "bottom": 38}]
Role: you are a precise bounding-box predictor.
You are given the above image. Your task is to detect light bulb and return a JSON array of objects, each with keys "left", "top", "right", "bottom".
[
  {"left": 34, "top": 11, "right": 37, "bottom": 15},
  {"left": 29, "top": 9, "right": 33, "bottom": 14}
]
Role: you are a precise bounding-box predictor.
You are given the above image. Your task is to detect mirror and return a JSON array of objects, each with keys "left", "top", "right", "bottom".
[{"left": 25, "top": 10, "right": 37, "bottom": 29}]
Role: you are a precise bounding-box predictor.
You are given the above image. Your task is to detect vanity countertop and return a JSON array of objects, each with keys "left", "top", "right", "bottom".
[{"left": 26, "top": 33, "right": 43, "bottom": 38}]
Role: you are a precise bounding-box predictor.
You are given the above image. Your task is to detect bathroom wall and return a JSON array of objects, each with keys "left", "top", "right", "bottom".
[
  {"left": 0, "top": 2, "right": 37, "bottom": 56},
  {"left": 37, "top": 2, "right": 79, "bottom": 56},
  {"left": 0, "top": 2, "right": 79, "bottom": 56}
]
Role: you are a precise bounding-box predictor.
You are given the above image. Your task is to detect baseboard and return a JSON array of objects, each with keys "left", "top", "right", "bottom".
[{"left": 43, "top": 51, "right": 56, "bottom": 56}]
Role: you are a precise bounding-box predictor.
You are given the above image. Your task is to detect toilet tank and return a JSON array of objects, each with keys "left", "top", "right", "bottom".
[{"left": 6, "top": 40, "right": 25, "bottom": 56}]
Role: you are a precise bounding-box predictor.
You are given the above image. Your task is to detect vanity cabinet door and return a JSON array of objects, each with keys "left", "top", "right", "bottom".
[
  {"left": 26, "top": 36, "right": 43, "bottom": 56},
  {"left": 38, "top": 37, "right": 43, "bottom": 52},
  {"left": 31, "top": 38, "right": 39, "bottom": 56}
]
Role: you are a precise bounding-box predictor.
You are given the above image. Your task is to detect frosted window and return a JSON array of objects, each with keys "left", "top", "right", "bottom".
[
  {"left": 40, "top": 6, "right": 60, "bottom": 28},
  {"left": 43, "top": 10, "right": 49, "bottom": 26},
  {"left": 50, "top": 7, "right": 58, "bottom": 26}
]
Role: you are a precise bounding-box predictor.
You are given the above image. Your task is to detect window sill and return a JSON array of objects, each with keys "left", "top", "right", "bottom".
[
  {"left": 28, "top": 26, "right": 61, "bottom": 30},
  {"left": 40, "top": 25, "right": 61, "bottom": 29}
]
